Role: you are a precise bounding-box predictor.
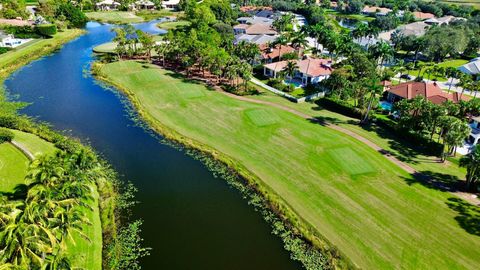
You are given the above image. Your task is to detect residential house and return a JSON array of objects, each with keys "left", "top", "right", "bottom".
[
  {"left": 412, "top": 11, "right": 435, "bottom": 21},
  {"left": 259, "top": 44, "right": 295, "bottom": 63},
  {"left": 95, "top": 0, "right": 120, "bottom": 11},
  {"left": 263, "top": 58, "right": 334, "bottom": 85},
  {"left": 385, "top": 81, "right": 469, "bottom": 105},
  {"left": 134, "top": 0, "right": 155, "bottom": 10},
  {"left": 233, "top": 23, "right": 277, "bottom": 35},
  {"left": 234, "top": 34, "right": 278, "bottom": 46},
  {"left": 425, "top": 16, "right": 465, "bottom": 26},
  {"left": 459, "top": 57, "right": 480, "bottom": 76},
  {"left": 236, "top": 16, "right": 273, "bottom": 25},
  {"left": 362, "top": 6, "right": 392, "bottom": 16},
  {"left": 162, "top": 0, "right": 180, "bottom": 10}
]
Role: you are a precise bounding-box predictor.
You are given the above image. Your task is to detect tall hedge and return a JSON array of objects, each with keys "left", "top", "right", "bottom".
[
  {"left": 0, "top": 128, "right": 14, "bottom": 143},
  {"left": 36, "top": 24, "right": 58, "bottom": 37}
]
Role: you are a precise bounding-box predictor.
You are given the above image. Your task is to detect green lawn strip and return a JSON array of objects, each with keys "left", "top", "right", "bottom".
[
  {"left": 10, "top": 129, "right": 56, "bottom": 157},
  {"left": 65, "top": 186, "right": 103, "bottom": 270},
  {"left": 136, "top": 10, "right": 182, "bottom": 21},
  {"left": 85, "top": 11, "right": 144, "bottom": 24},
  {"left": 0, "top": 29, "right": 84, "bottom": 80},
  {"left": 93, "top": 36, "right": 162, "bottom": 54},
  {"left": 157, "top": 20, "right": 190, "bottom": 30},
  {"left": 406, "top": 59, "right": 469, "bottom": 82},
  {"left": 0, "top": 142, "right": 29, "bottom": 192},
  {"left": 99, "top": 61, "right": 480, "bottom": 269}
]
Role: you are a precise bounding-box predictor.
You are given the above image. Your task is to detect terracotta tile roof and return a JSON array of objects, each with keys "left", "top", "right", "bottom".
[
  {"left": 362, "top": 6, "right": 392, "bottom": 14},
  {"left": 412, "top": 11, "right": 435, "bottom": 20},
  {"left": 264, "top": 58, "right": 334, "bottom": 77},
  {"left": 387, "top": 81, "right": 469, "bottom": 104},
  {"left": 259, "top": 44, "right": 295, "bottom": 60},
  {"left": 0, "top": 19, "right": 32, "bottom": 26}
]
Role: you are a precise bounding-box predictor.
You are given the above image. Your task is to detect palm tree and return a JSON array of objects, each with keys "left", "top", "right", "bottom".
[
  {"left": 445, "top": 67, "right": 459, "bottom": 93},
  {"left": 457, "top": 74, "right": 473, "bottom": 99},
  {"left": 360, "top": 77, "right": 383, "bottom": 124},
  {"left": 460, "top": 145, "right": 480, "bottom": 192},
  {"left": 290, "top": 31, "right": 308, "bottom": 57},
  {"left": 282, "top": 61, "right": 299, "bottom": 92},
  {"left": 369, "top": 41, "right": 394, "bottom": 75},
  {"left": 273, "top": 35, "right": 289, "bottom": 61}
]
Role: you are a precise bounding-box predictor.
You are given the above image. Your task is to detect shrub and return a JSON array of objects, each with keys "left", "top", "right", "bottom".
[
  {"left": 0, "top": 47, "right": 11, "bottom": 55},
  {"left": 0, "top": 25, "right": 40, "bottom": 39},
  {"left": 267, "top": 78, "right": 287, "bottom": 92},
  {"left": 36, "top": 24, "right": 58, "bottom": 37},
  {"left": 0, "top": 128, "right": 14, "bottom": 143}
]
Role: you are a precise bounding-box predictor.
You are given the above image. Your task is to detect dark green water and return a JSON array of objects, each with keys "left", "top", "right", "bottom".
[{"left": 4, "top": 22, "right": 302, "bottom": 269}]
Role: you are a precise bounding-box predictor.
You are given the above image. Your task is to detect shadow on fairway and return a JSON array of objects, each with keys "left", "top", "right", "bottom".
[
  {"left": 446, "top": 197, "right": 480, "bottom": 236},
  {"left": 404, "top": 171, "right": 462, "bottom": 193}
]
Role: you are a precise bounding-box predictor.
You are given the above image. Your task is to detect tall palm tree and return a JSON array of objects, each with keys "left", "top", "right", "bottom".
[
  {"left": 460, "top": 145, "right": 480, "bottom": 192},
  {"left": 290, "top": 31, "right": 308, "bottom": 57},
  {"left": 370, "top": 41, "right": 394, "bottom": 75},
  {"left": 445, "top": 67, "right": 459, "bottom": 93},
  {"left": 282, "top": 61, "right": 299, "bottom": 91},
  {"left": 360, "top": 77, "right": 383, "bottom": 124},
  {"left": 273, "top": 35, "right": 289, "bottom": 61}
]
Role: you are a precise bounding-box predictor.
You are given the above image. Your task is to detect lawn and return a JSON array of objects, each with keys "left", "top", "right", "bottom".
[
  {"left": 0, "top": 129, "right": 102, "bottom": 270},
  {"left": 437, "top": 0, "right": 480, "bottom": 7},
  {"left": 85, "top": 11, "right": 144, "bottom": 24},
  {"left": 407, "top": 59, "right": 469, "bottom": 82},
  {"left": 100, "top": 60, "right": 480, "bottom": 269},
  {"left": 157, "top": 20, "right": 190, "bottom": 30},
  {"left": 0, "top": 142, "right": 29, "bottom": 192}
]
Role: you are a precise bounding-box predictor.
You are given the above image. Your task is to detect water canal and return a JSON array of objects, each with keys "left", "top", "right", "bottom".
[{"left": 4, "top": 21, "right": 302, "bottom": 270}]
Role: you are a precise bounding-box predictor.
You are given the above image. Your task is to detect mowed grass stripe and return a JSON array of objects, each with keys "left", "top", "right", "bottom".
[{"left": 100, "top": 61, "right": 480, "bottom": 269}]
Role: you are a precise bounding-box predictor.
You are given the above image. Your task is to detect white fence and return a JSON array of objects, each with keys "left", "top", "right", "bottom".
[{"left": 251, "top": 78, "right": 325, "bottom": 103}]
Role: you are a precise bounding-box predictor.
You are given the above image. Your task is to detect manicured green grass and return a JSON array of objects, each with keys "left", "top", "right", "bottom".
[
  {"left": 157, "top": 20, "right": 190, "bottom": 30},
  {"left": 407, "top": 59, "right": 469, "bottom": 82},
  {"left": 100, "top": 61, "right": 480, "bottom": 269},
  {"left": 10, "top": 129, "right": 56, "bottom": 158},
  {"left": 93, "top": 36, "right": 162, "bottom": 54},
  {"left": 437, "top": 0, "right": 480, "bottom": 7},
  {"left": 0, "top": 142, "right": 29, "bottom": 192},
  {"left": 85, "top": 11, "right": 144, "bottom": 24},
  {"left": 136, "top": 10, "right": 182, "bottom": 21}
]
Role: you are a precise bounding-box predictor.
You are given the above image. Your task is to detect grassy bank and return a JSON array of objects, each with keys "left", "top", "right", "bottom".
[
  {"left": 97, "top": 60, "right": 480, "bottom": 269},
  {"left": 0, "top": 29, "right": 84, "bottom": 81},
  {"left": 157, "top": 20, "right": 190, "bottom": 30}
]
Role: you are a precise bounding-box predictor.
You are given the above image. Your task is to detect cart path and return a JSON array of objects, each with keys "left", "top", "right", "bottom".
[{"left": 218, "top": 90, "right": 480, "bottom": 206}]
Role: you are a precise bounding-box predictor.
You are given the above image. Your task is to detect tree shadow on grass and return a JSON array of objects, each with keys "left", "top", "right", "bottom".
[
  {"left": 404, "top": 170, "right": 462, "bottom": 193},
  {"left": 446, "top": 197, "right": 480, "bottom": 236},
  {"left": 0, "top": 184, "right": 28, "bottom": 200}
]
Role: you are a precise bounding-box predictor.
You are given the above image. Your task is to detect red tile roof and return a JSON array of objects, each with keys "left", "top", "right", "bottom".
[
  {"left": 234, "top": 23, "right": 277, "bottom": 35},
  {"left": 387, "top": 81, "right": 469, "bottom": 104},
  {"left": 264, "top": 58, "right": 334, "bottom": 77},
  {"left": 412, "top": 11, "right": 435, "bottom": 20},
  {"left": 259, "top": 44, "right": 295, "bottom": 60}
]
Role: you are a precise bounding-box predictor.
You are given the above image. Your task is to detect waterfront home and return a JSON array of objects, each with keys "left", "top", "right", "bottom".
[
  {"left": 161, "top": 0, "right": 180, "bottom": 10},
  {"left": 263, "top": 58, "right": 333, "bottom": 86},
  {"left": 458, "top": 57, "right": 480, "bottom": 76},
  {"left": 362, "top": 6, "right": 392, "bottom": 16},
  {"left": 134, "top": 0, "right": 155, "bottom": 10},
  {"left": 412, "top": 11, "right": 435, "bottom": 21},
  {"left": 233, "top": 23, "right": 277, "bottom": 35},
  {"left": 385, "top": 81, "right": 469, "bottom": 105},
  {"left": 95, "top": 0, "right": 120, "bottom": 11}
]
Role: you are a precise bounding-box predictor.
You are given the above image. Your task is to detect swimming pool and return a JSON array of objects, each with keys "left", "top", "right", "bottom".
[
  {"left": 380, "top": 101, "right": 393, "bottom": 111},
  {"left": 284, "top": 79, "right": 303, "bottom": 88}
]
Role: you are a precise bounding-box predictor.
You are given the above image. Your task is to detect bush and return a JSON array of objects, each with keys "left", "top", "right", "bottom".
[
  {"left": 0, "top": 128, "right": 14, "bottom": 143},
  {"left": 36, "top": 24, "right": 58, "bottom": 37},
  {"left": 316, "top": 97, "right": 362, "bottom": 119},
  {"left": 267, "top": 78, "right": 287, "bottom": 92},
  {"left": 0, "top": 25, "right": 40, "bottom": 39},
  {"left": 0, "top": 47, "right": 11, "bottom": 55}
]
